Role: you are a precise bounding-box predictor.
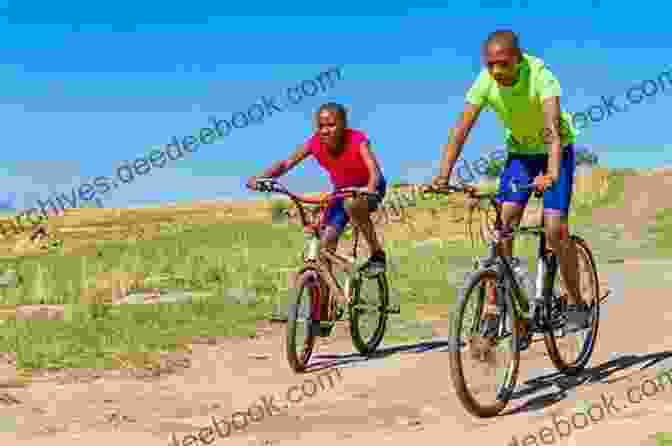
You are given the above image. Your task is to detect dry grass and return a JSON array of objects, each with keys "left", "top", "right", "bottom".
[
  {"left": 0, "top": 168, "right": 613, "bottom": 263},
  {"left": 0, "top": 168, "right": 619, "bottom": 370}
]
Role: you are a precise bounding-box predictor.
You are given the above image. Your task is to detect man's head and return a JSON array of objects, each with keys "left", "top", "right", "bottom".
[
  {"left": 483, "top": 30, "right": 522, "bottom": 87},
  {"left": 316, "top": 102, "right": 347, "bottom": 150}
]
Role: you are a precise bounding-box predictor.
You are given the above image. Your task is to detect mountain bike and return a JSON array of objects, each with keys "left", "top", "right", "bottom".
[
  {"left": 426, "top": 182, "right": 607, "bottom": 418},
  {"left": 252, "top": 178, "right": 397, "bottom": 373}
]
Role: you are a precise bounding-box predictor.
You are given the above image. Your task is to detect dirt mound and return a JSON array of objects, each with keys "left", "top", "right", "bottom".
[
  {"left": 592, "top": 169, "right": 672, "bottom": 238},
  {"left": 10, "top": 225, "right": 63, "bottom": 256}
]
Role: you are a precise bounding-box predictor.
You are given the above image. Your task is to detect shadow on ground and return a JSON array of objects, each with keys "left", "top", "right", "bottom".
[
  {"left": 304, "top": 339, "right": 451, "bottom": 373},
  {"left": 502, "top": 350, "right": 672, "bottom": 417},
  {"left": 302, "top": 340, "right": 672, "bottom": 418}
]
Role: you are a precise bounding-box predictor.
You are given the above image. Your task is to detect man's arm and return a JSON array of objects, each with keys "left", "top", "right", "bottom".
[
  {"left": 358, "top": 140, "right": 382, "bottom": 193},
  {"left": 542, "top": 96, "right": 563, "bottom": 182},
  {"left": 258, "top": 144, "right": 311, "bottom": 178},
  {"left": 438, "top": 103, "right": 482, "bottom": 180}
]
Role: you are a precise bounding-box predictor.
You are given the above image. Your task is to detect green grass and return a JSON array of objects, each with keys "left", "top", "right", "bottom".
[
  {"left": 0, "top": 301, "right": 265, "bottom": 370},
  {"left": 0, "top": 169, "right": 619, "bottom": 369},
  {"left": 0, "top": 216, "right": 502, "bottom": 368},
  {"left": 649, "top": 207, "right": 672, "bottom": 256},
  {"left": 0, "top": 221, "right": 309, "bottom": 370}
]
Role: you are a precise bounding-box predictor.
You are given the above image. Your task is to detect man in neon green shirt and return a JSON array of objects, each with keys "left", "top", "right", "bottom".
[{"left": 433, "top": 30, "right": 588, "bottom": 341}]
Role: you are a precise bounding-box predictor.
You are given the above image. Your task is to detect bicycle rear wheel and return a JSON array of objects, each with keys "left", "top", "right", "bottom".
[
  {"left": 286, "top": 268, "right": 322, "bottom": 373},
  {"left": 543, "top": 235, "right": 600, "bottom": 375},
  {"left": 349, "top": 273, "right": 389, "bottom": 355},
  {"left": 449, "top": 269, "right": 521, "bottom": 418}
]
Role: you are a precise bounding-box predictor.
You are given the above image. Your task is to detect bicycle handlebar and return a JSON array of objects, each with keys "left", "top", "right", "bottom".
[
  {"left": 421, "top": 184, "right": 471, "bottom": 194},
  {"left": 422, "top": 180, "right": 543, "bottom": 201},
  {"left": 249, "top": 178, "right": 379, "bottom": 203}
]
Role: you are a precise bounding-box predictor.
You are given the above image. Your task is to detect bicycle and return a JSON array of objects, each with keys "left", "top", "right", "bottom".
[
  {"left": 426, "top": 182, "right": 607, "bottom": 418},
  {"left": 251, "top": 178, "right": 397, "bottom": 373}
]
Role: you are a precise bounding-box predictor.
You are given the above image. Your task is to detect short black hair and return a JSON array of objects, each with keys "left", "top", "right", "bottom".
[
  {"left": 316, "top": 102, "right": 348, "bottom": 127},
  {"left": 483, "top": 30, "right": 520, "bottom": 51}
]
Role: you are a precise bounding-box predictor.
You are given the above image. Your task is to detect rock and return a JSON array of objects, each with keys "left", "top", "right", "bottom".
[{"left": 0, "top": 270, "right": 17, "bottom": 287}]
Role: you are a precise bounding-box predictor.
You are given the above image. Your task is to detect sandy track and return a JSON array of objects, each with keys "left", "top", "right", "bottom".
[
  {"left": 1, "top": 259, "right": 671, "bottom": 446},
  {"left": 0, "top": 172, "right": 670, "bottom": 445}
]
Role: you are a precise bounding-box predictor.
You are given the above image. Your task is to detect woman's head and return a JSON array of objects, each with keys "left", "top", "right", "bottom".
[{"left": 316, "top": 102, "right": 348, "bottom": 149}]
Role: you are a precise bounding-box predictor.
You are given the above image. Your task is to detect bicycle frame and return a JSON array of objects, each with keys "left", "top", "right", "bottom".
[
  {"left": 472, "top": 191, "right": 560, "bottom": 329},
  {"left": 255, "top": 179, "right": 371, "bottom": 311}
]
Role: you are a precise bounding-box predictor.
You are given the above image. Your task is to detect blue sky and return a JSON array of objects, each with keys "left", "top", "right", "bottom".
[{"left": 2, "top": 1, "right": 671, "bottom": 210}]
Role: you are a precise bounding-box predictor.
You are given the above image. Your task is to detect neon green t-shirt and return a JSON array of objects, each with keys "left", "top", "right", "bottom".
[{"left": 465, "top": 53, "right": 577, "bottom": 155}]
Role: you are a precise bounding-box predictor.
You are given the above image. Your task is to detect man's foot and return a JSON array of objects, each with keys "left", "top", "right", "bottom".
[
  {"left": 359, "top": 250, "right": 386, "bottom": 276},
  {"left": 564, "top": 302, "right": 591, "bottom": 333}
]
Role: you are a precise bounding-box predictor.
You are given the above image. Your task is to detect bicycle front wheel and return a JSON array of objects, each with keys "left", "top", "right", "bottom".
[
  {"left": 286, "top": 268, "right": 321, "bottom": 373},
  {"left": 449, "top": 269, "right": 521, "bottom": 418},
  {"left": 543, "top": 235, "right": 600, "bottom": 375},
  {"left": 349, "top": 273, "right": 389, "bottom": 355}
]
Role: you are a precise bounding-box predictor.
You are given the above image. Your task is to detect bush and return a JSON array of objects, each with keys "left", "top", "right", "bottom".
[
  {"left": 270, "top": 200, "right": 290, "bottom": 222},
  {"left": 576, "top": 148, "right": 599, "bottom": 166},
  {"left": 484, "top": 158, "right": 506, "bottom": 178}
]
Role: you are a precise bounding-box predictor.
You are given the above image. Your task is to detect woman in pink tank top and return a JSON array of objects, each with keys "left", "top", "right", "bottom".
[{"left": 247, "top": 102, "right": 388, "bottom": 278}]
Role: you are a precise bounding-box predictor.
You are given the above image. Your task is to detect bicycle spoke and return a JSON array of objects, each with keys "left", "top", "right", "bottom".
[{"left": 450, "top": 270, "right": 520, "bottom": 417}]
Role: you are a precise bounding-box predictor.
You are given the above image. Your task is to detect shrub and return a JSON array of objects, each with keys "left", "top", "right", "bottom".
[
  {"left": 270, "top": 200, "right": 290, "bottom": 222},
  {"left": 576, "top": 148, "right": 599, "bottom": 166},
  {"left": 484, "top": 158, "right": 506, "bottom": 177}
]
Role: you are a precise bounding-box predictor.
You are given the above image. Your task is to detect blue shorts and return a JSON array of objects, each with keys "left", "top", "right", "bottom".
[
  {"left": 324, "top": 179, "right": 387, "bottom": 235},
  {"left": 496, "top": 145, "right": 575, "bottom": 216}
]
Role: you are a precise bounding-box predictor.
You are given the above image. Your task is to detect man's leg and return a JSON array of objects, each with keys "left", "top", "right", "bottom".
[
  {"left": 543, "top": 145, "right": 588, "bottom": 331},
  {"left": 480, "top": 157, "right": 534, "bottom": 348},
  {"left": 544, "top": 214, "right": 581, "bottom": 306},
  {"left": 497, "top": 203, "right": 525, "bottom": 258},
  {"left": 495, "top": 155, "right": 532, "bottom": 259},
  {"left": 483, "top": 202, "right": 525, "bottom": 314},
  {"left": 544, "top": 212, "right": 586, "bottom": 331}
]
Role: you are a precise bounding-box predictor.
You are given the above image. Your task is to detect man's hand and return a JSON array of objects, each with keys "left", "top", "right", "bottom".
[{"left": 533, "top": 174, "right": 555, "bottom": 192}]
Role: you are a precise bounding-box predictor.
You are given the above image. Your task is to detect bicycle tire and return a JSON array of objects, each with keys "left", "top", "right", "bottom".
[
  {"left": 286, "top": 268, "right": 321, "bottom": 373},
  {"left": 543, "top": 235, "right": 600, "bottom": 375},
  {"left": 449, "top": 269, "right": 521, "bottom": 418},
  {"left": 349, "top": 273, "right": 390, "bottom": 355}
]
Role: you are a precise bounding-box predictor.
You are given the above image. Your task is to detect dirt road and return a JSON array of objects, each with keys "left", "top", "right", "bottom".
[
  {"left": 0, "top": 173, "right": 670, "bottom": 446},
  {"left": 1, "top": 264, "right": 670, "bottom": 446}
]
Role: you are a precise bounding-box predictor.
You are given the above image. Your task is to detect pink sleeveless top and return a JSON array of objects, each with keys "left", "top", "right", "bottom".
[{"left": 305, "top": 128, "right": 371, "bottom": 189}]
